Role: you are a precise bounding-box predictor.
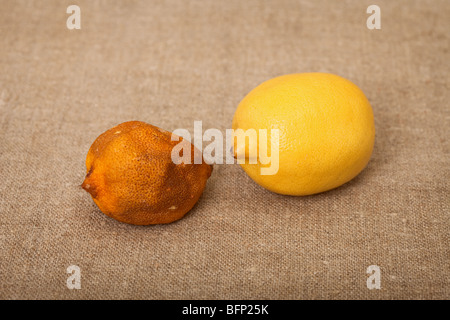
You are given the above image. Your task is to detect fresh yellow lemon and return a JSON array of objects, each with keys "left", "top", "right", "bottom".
[{"left": 232, "top": 73, "right": 375, "bottom": 196}]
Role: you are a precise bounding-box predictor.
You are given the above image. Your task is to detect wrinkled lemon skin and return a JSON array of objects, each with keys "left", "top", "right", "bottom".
[
  {"left": 232, "top": 73, "right": 375, "bottom": 196},
  {"left": 82, "top": 121, "right": 212, "bottom": 225}
]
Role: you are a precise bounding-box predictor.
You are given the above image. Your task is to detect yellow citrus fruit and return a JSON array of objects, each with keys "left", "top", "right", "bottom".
[
  {"left": 232, "top": 73, "right": 375, "bottom": 196},
  {"left": 82, "top": 121, "right": 212, "bottom": 225}
]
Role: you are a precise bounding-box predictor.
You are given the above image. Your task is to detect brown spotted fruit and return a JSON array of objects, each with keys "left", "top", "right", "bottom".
[{"left": 81, "top": 121, "right": 212, "bottom": 225}]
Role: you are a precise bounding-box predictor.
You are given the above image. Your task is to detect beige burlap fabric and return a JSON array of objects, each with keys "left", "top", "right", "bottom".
[{"left": 0, "top": 0, "right": 448, "bottom": 299}]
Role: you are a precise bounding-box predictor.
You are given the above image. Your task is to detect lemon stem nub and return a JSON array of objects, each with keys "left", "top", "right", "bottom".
[{"left": 81, "top": 176, "right": 98, "bottom": 198}]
